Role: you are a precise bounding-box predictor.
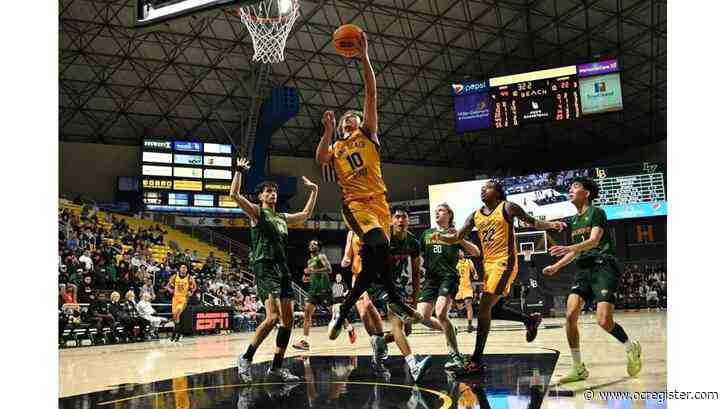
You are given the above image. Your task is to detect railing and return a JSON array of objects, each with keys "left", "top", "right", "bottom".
[
  {"left": 202, "top": 293, "right": 220, "bottom": 306},
  {"left": 291, "top": 282, "right": 308, "bottom": 307}
]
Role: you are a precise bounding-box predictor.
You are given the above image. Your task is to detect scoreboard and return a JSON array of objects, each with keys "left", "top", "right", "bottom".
[
  {"left": 490, "top": 75, "right": 581, "bottom": 129},
  {"left": 594, "top": 162, "right": 667, "bottom": 220},
  {"left": 452, "top": 59, "right": 622, "bottom": 132},
  {"left": 140, "top": 139, "right": 242, "bottom": 214}
]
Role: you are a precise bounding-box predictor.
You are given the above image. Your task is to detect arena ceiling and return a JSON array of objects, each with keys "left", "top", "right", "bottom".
[{"left": 59, "top": 0, "right": 666, "bottom": 172}]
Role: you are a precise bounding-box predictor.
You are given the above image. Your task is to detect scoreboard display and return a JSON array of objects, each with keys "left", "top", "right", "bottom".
[
  {"left": 594, "top": 162, "right": 667, "bottom": 220},
  {"left": 490, "top": 76, "right": 581, "bottom": 129},
  {"left": 140, "top": 139, "right": 242, "bottom": 214},
  {"left": 452, "top": 59, "right": 621, "bottom": 132}
]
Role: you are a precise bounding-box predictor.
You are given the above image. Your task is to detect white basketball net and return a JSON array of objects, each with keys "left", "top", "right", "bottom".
[{"left": 239, "top": 0, "right": 300, "bottom": 64}]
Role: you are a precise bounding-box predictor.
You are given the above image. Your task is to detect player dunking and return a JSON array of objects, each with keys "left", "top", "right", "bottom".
[
  {"left": 435, "top": 181, "right": 566, "bottom": 376},
  {"left": 543, "top": 177, "right": 642, "bottom": 383},
  {"left": 454, "top": 250, "right": 479, "bottom": 333},
  {"left": 316, "top": 29, "right": 422, "bottom": 340},
  {"left": 231, "top": 158, "right": 319, "bottom": 383},
  {"left": 417, "top": 203, "right": 481, "bottom": 370},
  {"left": 165, "top": 262, "right": 197, "bottom": 342},
  {"left": 294, "top": 239, "right": 355, "bottom": 350}
]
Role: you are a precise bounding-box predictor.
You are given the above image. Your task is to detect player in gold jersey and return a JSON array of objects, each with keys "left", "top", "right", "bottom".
[
  {"left": 435, "top": 180, "right": 566, "bottom": 376},
  {"left": 316, "top": 29, "right": 421, "bottom": 340},
  {"left": 454, "top": 250, "right": 479, "bottom": 333},
  {"left": 165, "top": 262, "right": 197, "bottom": 342}
]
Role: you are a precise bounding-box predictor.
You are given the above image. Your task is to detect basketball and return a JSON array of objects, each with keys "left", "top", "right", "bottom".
[{"left": 333, "top": 24, "right": 363, "bottom": 58}]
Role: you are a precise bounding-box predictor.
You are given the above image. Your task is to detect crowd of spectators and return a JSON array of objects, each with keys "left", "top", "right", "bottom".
[
  {"left": 616, "top": 262, "right": 667, "bottom": 310},
  {"left": 58, "top": 204, "right": 259, "bottom": 346},
  {"left": 498, "top": 169, "right": 593, "bottom": 196}
]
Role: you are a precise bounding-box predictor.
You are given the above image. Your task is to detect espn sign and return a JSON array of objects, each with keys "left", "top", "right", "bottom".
[{"left": 194, "top": 311, "right": 230, "bottom": 331}]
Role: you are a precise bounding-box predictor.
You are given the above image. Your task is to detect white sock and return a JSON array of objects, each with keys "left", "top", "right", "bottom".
[
  {"left": 623, "top": 339, "right": 633, "bottom": 352},
  {"left": 347, "top": 325, "right": 354, "bottom": 333},
  {"left": 571, "top": 348, "right": 582, "bottom": 366},
  {"left": 302, "top": 335, "right": 309, "bottom": 342},
  {"left": 405, "top": 354, "right": 417, "bottom": 369}
]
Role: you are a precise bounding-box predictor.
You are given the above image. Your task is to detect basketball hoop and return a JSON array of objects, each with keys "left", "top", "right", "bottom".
[
  {"left": 523, "top": 249, "right": 533, "bottom": 262},
  {"left": 238, "top": 0, "right": 300, "bottom": 64}
]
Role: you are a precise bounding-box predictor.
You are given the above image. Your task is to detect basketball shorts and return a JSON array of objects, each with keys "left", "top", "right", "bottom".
[
  {"left": 341, "top": 195, "right": 391, "bottom": 240},
  {"left": 306, "top": 287, "right": 333, "bottom": 306},
  {"left": 254, "top": 260, "right": 294, "bottom": 301},
  {"left": 570, "top": 257, "right": 621, "bottom": 304},
  {"left": 455, "top": 284, "right": 474, "bottom": 301},
  {"left": 482, "top": 259, "right": 519, "bottom": 297},
  {"left": 419, "top": 275, "right": 459, "bottom": 303},
  {"left": 171, "top": 298, "right": 188, "bottom": 318}
]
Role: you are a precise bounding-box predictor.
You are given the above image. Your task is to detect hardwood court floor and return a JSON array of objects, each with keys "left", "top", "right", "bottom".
[{"left": 59, "top": 310, "right": 666, "bottom": 408}]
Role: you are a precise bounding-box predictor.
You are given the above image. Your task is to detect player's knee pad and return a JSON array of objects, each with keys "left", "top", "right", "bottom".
[{"left": 276, "top": 326, "right": 291, "bottom": 349}]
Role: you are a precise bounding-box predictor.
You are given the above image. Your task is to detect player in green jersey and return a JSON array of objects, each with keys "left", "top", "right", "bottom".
[
  {"left": 544, "top": 177, "right": 642, "bottom": 383},
  {"left": 366, "top": 205, "right": 433, "bottom": 382},
  {"left": 230, "top": 158, "right": 319, "bottom": 383},
  {"left": 417, "top": 203, "right": 480, "bottom": 370},
  {"left": 294, "top": 239, "right": 356, "bottom": 350}
]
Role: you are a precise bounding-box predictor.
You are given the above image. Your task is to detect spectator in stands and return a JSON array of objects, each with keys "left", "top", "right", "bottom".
[
  {"left": 243, "top": 294, "right": 259, "bottom": 319},
  {"left": 116, "top": 271, "right": 132, "bottom": 296},
  {"left": 206, "top": 251, "right": 217, "bottom": 270},
  {"left": 79, "top": 250, "right": 93, "bottom": 271},
  {"left": 191, "top": 250, "right": 199, "bottom": 262},
  {"left": 131, "top": 252, "right": 143, "bottom": 269},
  {"left": 137, "top": 292, "right": 167, "bottom": 339},
  {"left": 108, "top": 292, "right": 130, "bottom": 341},
  {"left": 93, "top": 265, "right": 110, "bottom": 291},
  {"left": 88, "top": 291, "right": 116, "bottom": 344},
  {"left": 78, "top": 276, "right": 95, "bottom": 304},
  {"left": 156, "top": 263, "right": 170, "bottom": 288},
  {"left": 136, "top": 264, "right": 148, "bottom": 283},
  {"left": 646, "top": 286, "right": 660, "bottom": 309},
  {"left": 69, "top": 267, "right": 84, "bottom": 288},
  {"left": 140, "top": 278, "right": 155, "bottom": 301},
  {"left": 59, "top": 264, "right": 69, "bottom": 283},
  {"left": 62, "top": 285, "right": 77, "bottom": 304},
  {"left": 122, "top": 291, "right": 149, "bottom": 341},
  {"left": 67, "top": 232, "right": 79, "bottom": 252}
]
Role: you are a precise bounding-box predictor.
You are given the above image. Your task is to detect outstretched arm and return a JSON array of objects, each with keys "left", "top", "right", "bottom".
[
  {"left": 285, "top": 177, "right": 319, "bottom": 226},
  {"left": 316, "top": 111, "right": 336, "bottom": 164},
  {"left": 506, "top": 202, "right": 566, "bottom": 232},
  {"left": 356, "top": 32, "right": 379, "bottom": 142},
  {"left": 229, "top": 158, "right": 260, "bottom": 223},
  {"left": 549, "top": 226, "right": 604, "bottom": 257},
  {"left": 543, "top": 251, "right": 576, "bottom": 276},
  {"left": 435, "top": 211, "right": 476, "bottom": 244},
  {"left": 459, "top": 239, "right": 480, "bottom": 257}
]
